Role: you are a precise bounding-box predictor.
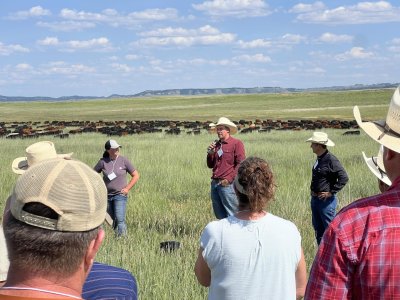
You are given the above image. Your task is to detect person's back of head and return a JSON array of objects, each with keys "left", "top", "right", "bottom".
[
  {"left": 234, "top": 157, "right": 276, "bottom": 212},
  {"left": 2, "top": 158, "right": 107, "bottom": 297},
  {"left": 4, "top": 202, "right": 100, "bottom": 278}
]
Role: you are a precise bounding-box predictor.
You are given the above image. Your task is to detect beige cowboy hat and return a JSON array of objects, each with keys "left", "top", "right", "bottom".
[
  {"left": 362, "top": 147, "right": 391, "bottom": 186},
  {"left": 306, "top": 132, "right": 335, "bottom": 146},
  {"left": 216, "top": 117, "right": 238, "bottom": 135},
  {"left": 11, "top": 141, "right": 73, "bottom": 175},
  {"left": 354, "top": 86, "right": 400, "bottom": 153}
]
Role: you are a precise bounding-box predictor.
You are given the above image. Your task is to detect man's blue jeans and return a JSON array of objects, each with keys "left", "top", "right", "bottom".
[
  {"left": 210, "top": 180, "right": 239, "bottom": 219},
  {"left": 108, "top": 194, "right": 128, "bottom": 236},
  {"left": 311, "top": 194, "right": 337, "bottom": 245}
]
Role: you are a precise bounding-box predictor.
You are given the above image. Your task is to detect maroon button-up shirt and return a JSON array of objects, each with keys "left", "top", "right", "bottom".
[{"left": 206, "top": 136, "right": 245, "bottom": 183}]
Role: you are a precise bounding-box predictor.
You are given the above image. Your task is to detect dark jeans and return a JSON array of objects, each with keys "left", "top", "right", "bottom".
[
  {"left": 210, "top": 180, "right": 238, "bottom": 219},
  {"left": 108, "top": 194, "right": 128, "bottom": 236},
  {"left": 311, "top": 194, "right": 337, "bottom": 245}
]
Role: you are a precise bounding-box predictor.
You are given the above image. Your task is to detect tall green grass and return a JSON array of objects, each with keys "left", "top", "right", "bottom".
[{"left": 0, "top": 129, "right": 381, "bottom": 299}]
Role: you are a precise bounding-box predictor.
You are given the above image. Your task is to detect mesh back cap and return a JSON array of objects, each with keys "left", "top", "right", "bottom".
[{"left": 10, "top": 158, "right": 107, "bottom": 232}]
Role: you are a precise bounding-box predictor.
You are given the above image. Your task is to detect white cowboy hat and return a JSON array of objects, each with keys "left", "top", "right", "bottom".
[
  {"left": 216, "top": 117, "right": 238, "bottom": 135},
  {"left": 354, "top": 86, "right": 400, "bottom": 153},
  {"left": 362, "top": 147, "right": 392, "bottom": 186},
  {"left": 11, "top": 141, "right": 73, "bottom": 175},
  {"left": 306, "top": 132, "right": 335, "bottom": 146}
]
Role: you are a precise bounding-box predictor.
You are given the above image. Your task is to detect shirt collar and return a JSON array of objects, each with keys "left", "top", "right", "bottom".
[
  {"left": 317, "top": 149, "right": 329, "bottom": 159},
  {"left": 388, "top": 176, "right": 400, "bottom": 191}
]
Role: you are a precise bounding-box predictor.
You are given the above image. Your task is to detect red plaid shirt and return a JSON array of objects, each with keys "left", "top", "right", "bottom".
[{"left": 305, "top": 176, "right": 400, "bottom": 300}]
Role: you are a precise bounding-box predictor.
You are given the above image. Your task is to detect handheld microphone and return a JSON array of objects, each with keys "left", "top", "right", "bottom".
[{"left": 207, "top": 139, "right": 219, "bottom": 154}]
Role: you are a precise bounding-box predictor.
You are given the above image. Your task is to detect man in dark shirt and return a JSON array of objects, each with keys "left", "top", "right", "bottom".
[
  {"left": 207, "top": 117, "right": 245, "bottom": 219},
  {"left": 306, "top": 132, "right": 348, "bottom": 245}
]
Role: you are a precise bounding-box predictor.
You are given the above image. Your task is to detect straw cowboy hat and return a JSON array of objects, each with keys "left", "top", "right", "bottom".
[
  {"left": 306, "top": 132, "right": 335, "bottom": 147},
  {"left": 216, "top": 117, "right": 238, "bottom": 135},
  {"left": 354, "top": 86, "right": 400, "bottom": 153},
  {"left": 362, "top": 147, "right": 392, "bottom": 186},
  {"left": 12, "top": 141, "right": 73, "bottom": 175}
]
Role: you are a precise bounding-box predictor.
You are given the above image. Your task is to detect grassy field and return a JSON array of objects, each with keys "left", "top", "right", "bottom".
[
  {"left": 0, "top": 89, "right": 392, "bottom": 299},
  {"left": 0, "top": 88, "right": 393, "bottom": 122}
]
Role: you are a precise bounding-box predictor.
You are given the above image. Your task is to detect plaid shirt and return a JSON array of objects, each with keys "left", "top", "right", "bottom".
[{"left": 305, "top": 176, "right": 400, "bottom": 300}]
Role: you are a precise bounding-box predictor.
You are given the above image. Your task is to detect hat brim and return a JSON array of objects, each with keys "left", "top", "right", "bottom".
[
  {"left": 12, "top": 157, "right": 29, "bottom": 175},
  {"left": 354, "top": 106, "right": 400, "bottom": 153},
  {"left": 362, "top": 151, "right": 391, "bottom": 186},
  {"left": 11, "top": 152, "right": 74, "bottom": 175},
  {"left": 216, "top": 123, "right": 237, "bottom": 135},
  {"left": 305, "top": 138, "right": 335, "bottom": 147}
]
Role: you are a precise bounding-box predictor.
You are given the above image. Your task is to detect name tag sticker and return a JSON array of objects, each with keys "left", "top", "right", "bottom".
[{"left": 108, "top": 172, "right": 117, "bottom": 181}]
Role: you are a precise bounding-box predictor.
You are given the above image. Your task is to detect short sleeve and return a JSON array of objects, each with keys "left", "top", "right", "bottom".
[
  {"left": 94, "top": 159, "right": 103, "bottom": 173},
  {"left": 200, "top": 221, "right": 222, "bottom": 269},
  {"left": 124, "top": 157, "right": 136, "bottom": 174}
]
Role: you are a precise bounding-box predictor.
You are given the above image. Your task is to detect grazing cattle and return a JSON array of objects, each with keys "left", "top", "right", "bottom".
[
  {"left": 343, "top": 130, "right": 360, "bottom": 136},
  {"left": 54, "top": 133, "right": 70, "bottom": 139},
  {"left": 0, "top": 118, "right": 361, "bottom": 138}
]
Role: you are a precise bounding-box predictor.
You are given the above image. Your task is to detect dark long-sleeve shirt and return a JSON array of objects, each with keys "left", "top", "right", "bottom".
[
  {"left": 310, "top": 150, "right": 348, "bottom": 194},
  {"left": 206, "top": 136, "right": 245, "bottom": 183}
]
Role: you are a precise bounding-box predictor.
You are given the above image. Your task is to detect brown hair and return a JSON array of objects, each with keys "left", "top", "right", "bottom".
[
  {"left": 4, "top": 202, "right": 100, "bottom": 277},
  {"left": 235, "top": 157, "right": 276, "bottom": 212}
]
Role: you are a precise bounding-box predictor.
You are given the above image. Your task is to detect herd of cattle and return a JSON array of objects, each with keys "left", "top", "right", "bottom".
[{"left": 0, "top": 119, "right": 360, "bottom": 139}]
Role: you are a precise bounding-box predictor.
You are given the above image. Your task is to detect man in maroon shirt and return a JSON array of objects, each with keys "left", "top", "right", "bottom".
[
  {"left": 305, "top": 86, "right": 400, "bottom": 299},
  {"left": 206, "top": 117, "right": 245, "bottom": 219}
]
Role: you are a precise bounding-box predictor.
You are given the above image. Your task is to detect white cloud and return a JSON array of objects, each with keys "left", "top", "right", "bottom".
[
  {"left": 335, "top": 47, "right": 374, "bottom": 61},
  {"left": 193, "top": 0, "right": 271, "bottom": 18},
  {"left": 388, "top": 38, "right": 400, "bottom": 52},
  {"left": 37, "top": 37, "right": 113, "bottom": 52},
  {"left": 233, "top": 53, "right": 271, "bottom": 63},
  {"left": 111, "top": 63, "right": 132, "bottom": 73},
  {"left": 282, "top": 34, "right": 307, "bottom": 44},
  {"left": 37, "top": 37, "right": 60, "bottom": 46},
  {"left": 237, "top": 39, "right": 273, "bottom": 49},
  {"left": 139, "top": 25, "right": 220, "bottom": 37},
  {"left": 289, "top": 1, "right": 326, "bottom": 13},
  {"left": 291, "top": 1, "right": 400, "bottom": 24},
  {"left": 128, "top": 8, "right": 178, "bottom": 21},
  {"left": 125, "top": 54, "right": 140, "bottom": 60},
  {"left": 15, "top": 63, "right": 33, "bottom": 71},
  {"left": 37, "top": 20, "right": 96, "bottom": 31},
  {"left": 8, "top": 6, "right": 51, "bottom": 20},
  {"left": 237, "top": 34, "right": 306, "bottom": 49},
  {"left": 67, "top": 37, "right": 110, "bottom": 49},
  {"left": 0, "top": 43, "right": 30, "bottom": 56},
  {"left": 42, "top": 62, "right": 96, "bottom": 75},
  {"left": 318, "top": 33, "right": 353, "bottom": 43},
  {"left": 59, "top": 7, "right": 179, "bottom": 28},
  {"left": 184, "top": 58, "right": 233, "bottom": 66},
  {"left": 135, "top": 25, "right": 236, "bottom": 47}
]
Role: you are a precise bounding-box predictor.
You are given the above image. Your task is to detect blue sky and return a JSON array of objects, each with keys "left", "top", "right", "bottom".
[{"left": 1, "top": 0, "right": 399, "bottom": 97}]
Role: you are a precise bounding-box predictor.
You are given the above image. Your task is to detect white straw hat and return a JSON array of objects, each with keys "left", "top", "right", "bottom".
[
  {"left": 306, "top": 132, "right": 335, "bottom": 146},
  {"left": 216, "top": 117, "right": 238, "bottom": 135},
  {"left": 354, "top": 86, "right": 400, "bottom": 153},
  {"left": 362, "top": 148, "right": 392, "bottom": 186},
  {"left": 11, "top": 141, "right": 73, "bottom": 175}
]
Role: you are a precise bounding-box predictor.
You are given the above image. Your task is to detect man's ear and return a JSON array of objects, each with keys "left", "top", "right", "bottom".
[{"left": 84, "top": 228, "right": 105, "bottom": 271}]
